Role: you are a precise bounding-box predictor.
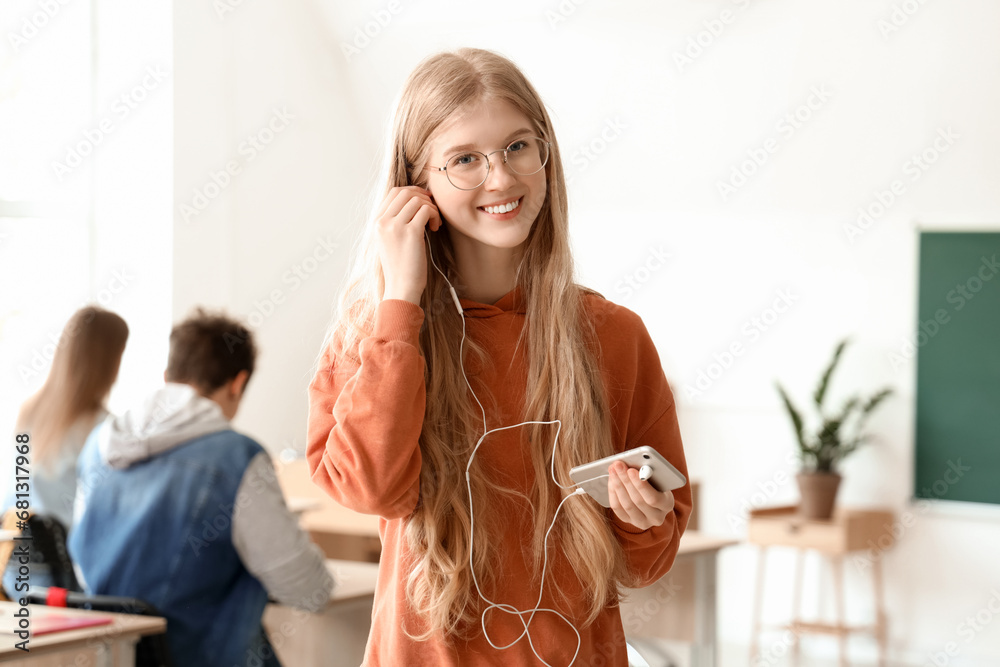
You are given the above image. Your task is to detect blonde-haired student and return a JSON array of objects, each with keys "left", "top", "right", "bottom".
[
  {"left": 1, "top": 306, "right": 127, "bottom": 595},
  {"left": 2, "top": 305, "right": 128, "bottom": 530},
  {"left": 307, "top": 47, "right": 692, "bottom": 667}
]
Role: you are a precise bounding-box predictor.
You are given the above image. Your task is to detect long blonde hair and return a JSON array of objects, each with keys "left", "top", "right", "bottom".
[
  {"left": 316, "top": 48, "right": 637, "bottom": 639},
  {"left": 18, "top": 306, "right": 129, "bottom": 468}
]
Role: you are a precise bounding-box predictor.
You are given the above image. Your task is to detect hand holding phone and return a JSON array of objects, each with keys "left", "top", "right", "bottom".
[
  {"left": 569, "top": 445, "right": 686, "bottom": 509},
  {"left": 606, "top": 459, "right": 677, "bottom": 530}
]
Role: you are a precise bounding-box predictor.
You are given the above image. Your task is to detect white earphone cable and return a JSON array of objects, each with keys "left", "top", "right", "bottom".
[{"left": 421, "top": 232, "right": 611, "bottom": 666}]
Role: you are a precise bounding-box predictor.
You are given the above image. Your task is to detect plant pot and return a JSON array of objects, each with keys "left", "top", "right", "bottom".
[{"left": 795, "top": 472, "right": 842, "bottom": 520}]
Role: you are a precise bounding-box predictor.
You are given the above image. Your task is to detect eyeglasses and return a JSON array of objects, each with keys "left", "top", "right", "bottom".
[{"left": 425, "top": 136, "right": 550, "bottom": 190}]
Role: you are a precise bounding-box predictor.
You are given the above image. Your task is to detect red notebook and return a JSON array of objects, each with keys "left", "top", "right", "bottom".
[{"left": 31, "top": 612, "right": 114, "bottom": 636}]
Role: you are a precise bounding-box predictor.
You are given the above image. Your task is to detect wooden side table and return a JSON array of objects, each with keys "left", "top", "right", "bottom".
[{"left": 747, "top": 504, "right": 895, "bottom": 667}]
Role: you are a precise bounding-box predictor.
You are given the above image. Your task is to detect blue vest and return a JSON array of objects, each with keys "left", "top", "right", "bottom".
[{"left": 69, "top": 425, "right": 276, "bottom": 667}]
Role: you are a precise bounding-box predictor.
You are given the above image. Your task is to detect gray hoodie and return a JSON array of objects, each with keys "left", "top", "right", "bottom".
[{"left": 84, "top": 382, "right": 334, "bottom": 612}]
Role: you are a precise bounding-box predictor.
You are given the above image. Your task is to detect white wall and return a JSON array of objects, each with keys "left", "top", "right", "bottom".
[
  {"left": 173, "top": 1, "right": 1000, "bottom": 664},
  {"left": 92, "top": 0, "right": 174, "bottom": 417},
  {"left": 0, "top": 0, "right": 171, "bottom": 441}
]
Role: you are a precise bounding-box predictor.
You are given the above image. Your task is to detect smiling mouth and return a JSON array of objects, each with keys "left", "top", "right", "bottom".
[{"left": 478, "top": 197, "right": 522, "bottom": 215}]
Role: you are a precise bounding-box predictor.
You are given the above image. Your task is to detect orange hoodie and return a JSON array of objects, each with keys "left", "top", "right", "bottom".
[{"left": 306, "top": 285, "right": 692, "bottom": 667}]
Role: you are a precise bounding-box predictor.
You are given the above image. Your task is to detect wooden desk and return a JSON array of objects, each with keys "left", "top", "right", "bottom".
[
  {"left": 621, "top": 533, "right": 738, "bottom": 667},
  {"left": 262, "top": 559, "right": 379, "bottom": 667},
  {"left": 0, "top": 603, "right": 166, "bottom": 666},
  {"left": 747, "top": 504, "right": 895, "bottom": 667},
  {"left": 286, "top": 496, "right": 322, "bottom": 515}
]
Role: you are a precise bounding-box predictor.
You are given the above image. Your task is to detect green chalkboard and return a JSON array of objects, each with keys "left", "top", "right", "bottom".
[{"left": 915, "top": 232, "right": 1000, "bottom": 505}]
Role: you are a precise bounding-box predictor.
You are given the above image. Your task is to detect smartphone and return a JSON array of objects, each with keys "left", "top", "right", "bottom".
[{"left": 568, "top": 445, "right": 686, "bottom": 508}]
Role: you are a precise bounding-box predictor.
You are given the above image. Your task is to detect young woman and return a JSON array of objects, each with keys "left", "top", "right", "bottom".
[
  {"left": 2, "top": 305, "right": 128, "bottom": 595},
  {"left": 4, "top": 305, "right": 129, "bottom": 528},
  {"left": 307, "top": 48, "right": 692, "bottom": 666}
]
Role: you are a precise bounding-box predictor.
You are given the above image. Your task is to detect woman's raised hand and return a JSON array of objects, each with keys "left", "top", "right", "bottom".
[
  {"left": 376, "top": 186, "right": 442, "bottom": 305},
  {"left": 607, "top": 460, "right": 675, "bottom": 531}
]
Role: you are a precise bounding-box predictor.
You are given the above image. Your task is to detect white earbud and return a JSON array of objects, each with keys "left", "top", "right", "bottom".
[{"left": 638, "top": 465, "right": 652, "bottom": 481}]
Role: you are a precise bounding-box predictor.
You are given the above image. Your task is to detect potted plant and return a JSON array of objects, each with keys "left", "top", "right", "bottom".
[{"left": 775, "top": 338, "right": 893, "bottom": 520}]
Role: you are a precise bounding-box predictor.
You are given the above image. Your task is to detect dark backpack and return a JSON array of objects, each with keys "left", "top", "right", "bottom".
[
  {"left": 1, "top": 512, "right": 82, "bottom": 595},
  {"left": 1, "top": 510, "right": 173, "bottom": 667}
]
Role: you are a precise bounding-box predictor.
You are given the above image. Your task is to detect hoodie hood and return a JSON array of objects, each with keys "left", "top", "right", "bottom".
[{"left": 99, "top": 383, "right": 231, "bottom": 469}]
